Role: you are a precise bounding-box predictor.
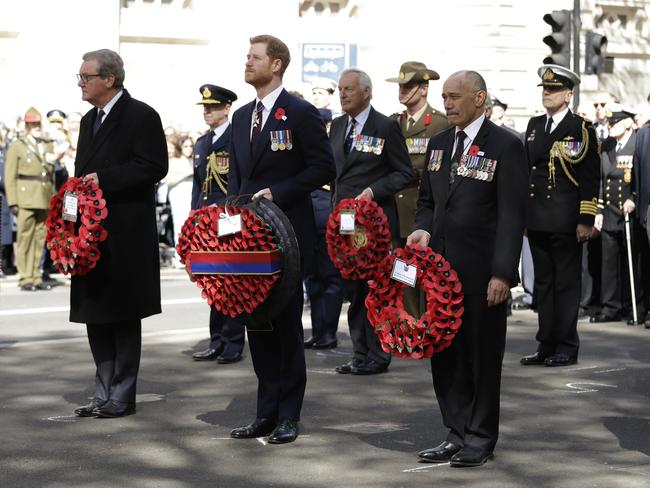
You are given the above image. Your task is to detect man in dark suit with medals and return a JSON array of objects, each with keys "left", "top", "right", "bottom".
[
  {"left": 408, "top": 70, "right": 526, "bottom": 467},
  {"left": 190, "top": 84, "right": 245, "bottom": 364},
  {"left": 520, "top": 65, "right": 600, "bottom": 367},
  {"left": 227, "top": 35, "right": 335, "bottom": 443},
  {"left": 592, "top": 104, "right": 647, "bottom": 325},
  {"left": 71, "top": 49, "right": 168, "bottom": 418},
  {"left": 330, "top": 68, "right": 414, "bottom": 376}
]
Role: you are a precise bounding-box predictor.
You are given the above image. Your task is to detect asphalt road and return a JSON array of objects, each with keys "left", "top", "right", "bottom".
[{"left": 1, "top": 270, "right": 649, "bottom": 488}]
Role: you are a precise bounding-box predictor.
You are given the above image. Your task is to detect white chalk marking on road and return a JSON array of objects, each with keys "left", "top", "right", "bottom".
[
  {"left": 307, "top": 368, "right": 338, "bottom": 375},
  {"left": 45, "top": 415, "right": 79, "bottom": 423},
  {"left": 0, "top": 297, "right": 204, "bottom": 317},
  {"left": 0, "top": 327, "right": 208, "bottom": 348},
  {"left": 402, "top": 463, "right": 449, "bottom": 472},
  {"left": 256, "top": 437, "right": 268, "bottom": 446},
  {"left": 560, "top": 365, "right": 599, "bottom": 373},
  {"left": 565, "top": 382, "right": 618, "bottom": 393},
  {"left": 593, "top": 368, "right": 626, "bottom": 374}
]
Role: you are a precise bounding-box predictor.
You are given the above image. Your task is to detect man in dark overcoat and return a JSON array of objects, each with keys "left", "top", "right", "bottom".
[
  {"left": 330, "top": 68, "right": 414, "bottom": 376},
  {"left": 71, "top": 49, "right": 168, "bottom": 418},
  {"left": 227, "top": 35, "right": 335, "bottom": 444},
  {"left": 408, "top": 70, "right": 527, "bottom": 467}
]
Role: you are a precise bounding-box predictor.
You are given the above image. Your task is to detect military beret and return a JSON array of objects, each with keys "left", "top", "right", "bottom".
[
  {"left": 197, "top": 84, "right": 237, "bottom": 105},
  {"left": 24, "top": 106, "right": 41, "bottom": 123}
]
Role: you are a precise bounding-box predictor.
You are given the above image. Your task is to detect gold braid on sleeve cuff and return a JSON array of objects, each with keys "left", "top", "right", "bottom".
[{"left": 580, "top": 199, "right": 598, "bottom": 216}]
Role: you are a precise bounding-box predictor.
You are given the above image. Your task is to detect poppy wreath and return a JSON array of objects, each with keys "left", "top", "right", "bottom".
[
  {"left": 45, "top": 177, "right": 108, "bottom": 276},
  {"left": 176, "top": 204, "right": 281, "bottom": 318},
  {"left": 325, "top": 198, "right": 391, "bottom": 280},
  {"left": 365, "top": 245, "right": 464, "bottom": 359}
]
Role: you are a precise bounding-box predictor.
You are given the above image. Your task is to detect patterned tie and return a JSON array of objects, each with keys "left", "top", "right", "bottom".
[
  {"left": 343, "top": 118, "right": 357, "bottom": 155},
  {"left": 251, "top": 101, "right": 264, "bottom": 147},
  {"left": 93, "top": 109, "right": 105, "bottom": 136},
  {"left": 545, "top": 117, "right": 553, "bottom": 135},
  {"left": 449, "top": 130, "right": 466, "bottom": 185}
]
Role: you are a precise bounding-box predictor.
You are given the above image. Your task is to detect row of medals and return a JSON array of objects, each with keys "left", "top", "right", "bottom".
[{"left": 270, "top": 130, "right": 292, "bottom": 152}]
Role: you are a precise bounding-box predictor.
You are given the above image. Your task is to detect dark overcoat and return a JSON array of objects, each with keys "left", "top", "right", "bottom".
[{"left": 70, "top": 90, "right": 168, "bottom": 324}]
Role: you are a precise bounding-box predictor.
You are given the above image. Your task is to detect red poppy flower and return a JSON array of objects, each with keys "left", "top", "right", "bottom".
[
  {"left": 468, "top": 145, "right": 480, "bottom": 156},
  {"left": 424, "top": 113, "right": 431, "bottom": 126},
  {"left": 274, "top": 108, "right": 287, "bottom": 121}
]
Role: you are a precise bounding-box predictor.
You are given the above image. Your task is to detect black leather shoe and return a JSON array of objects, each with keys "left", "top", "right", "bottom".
[
  {"left": 313, "top": 334, "right": 338, "bottom": 349},
  {"left": 450, "top": 446, "right": 493, "bottom": 467},
  {"left": 520, "top": 352, "right": 550, "bottom": 366},
  {"left": 20, "top": 284, "right": 36, "bottom": 291},
  {"left": 418, "top": 441, "right": 461, "bottom": 463},
  {"left": 192, "top": 347, "right": 222, "bottom": 361},
  {"left": 35, "top": 282, "right": 53, "bottom": 291},
  {"left": 216, "top": 351, "right": 242, "bottom": 364},
  {"left": 544, "top": 353, "right": 577, "bottom": 367},
  {"left": 93, "top": 400, "right": 135, "bottom": 418},
  {"left": 590, "top": 314, "right": 621, "bottom": 323},
  {"left": 230, "top": 418, "right": 276, "bottom": 439},
  {"left": 303, "top": 336, "right": 319, "bottom": 348},
  {"left": 74, "top": 398, "right": 107, "bottom": 417},
  {"left": 335, "top": 358, "right": 365, "bottom": 374},
  {"left": 351, "top": 359, "right": 388, "bottom": 375},
  {"left": 268, "top": 419, "right": 299, "bottom": 444}
]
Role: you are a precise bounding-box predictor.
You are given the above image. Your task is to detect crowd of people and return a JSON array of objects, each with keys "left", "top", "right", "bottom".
[{"left": 2, "top": 35, "right": 650, "bottom": 468}]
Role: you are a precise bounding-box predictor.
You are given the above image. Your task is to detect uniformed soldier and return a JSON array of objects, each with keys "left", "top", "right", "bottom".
[
  {"left": 3, "top": 107, "right": 56, "bottom": 291},
  {"left": 386, "top": 61, "right": 448, "bottom": 315},
  {"left": 520, "top": 65, "right": 600, "bottom": 367},
  {"left": 592, "top": 104, "right": 647, "bottom": 324},
  {"left": 190, "top": 84, "right": 246, "bottom": 364},
  {"left": 387, "top": 61, "right": 449, "bottom": 239}
]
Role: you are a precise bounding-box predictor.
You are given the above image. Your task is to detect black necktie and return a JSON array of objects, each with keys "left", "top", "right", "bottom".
[
  {"left": 251, "top": 101, "right": 264, "bottom": 147},
  {"left": 545, "top": 117, "right": 553, "bottom": 135},
  {"left": 343, "top": 118, "right": 356, "bottom": 155},
  {"left": 93, "top": 109, "right": 105, "bottom": 136},
  {"left": 449, "top": 130, "right": 466, "bottom": 185}
]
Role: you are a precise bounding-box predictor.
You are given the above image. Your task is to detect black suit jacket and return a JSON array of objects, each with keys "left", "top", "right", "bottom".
[
  {"left": 228, "top": 88, "right": 335, "bottom": 269},
  {"left": 330, "top": 106, "right": 415, "bottom": 239},
  {"left": 525, "top": 111, "right": 600, "bottom": 232},
  {"left": 414, "top": 118, "right": 527, "bottom": 295},
  {"left": 600, "top": 133, "right": 636, "bottom": 231},
  {"left": 191, "top": 125, "right": 231, "bottom": 210},
  {"left": 634, "top": 127, "right": 650, "bottom": 224},
  {"left": 71, "top": 90, "right": 168, "bottom": 323}
]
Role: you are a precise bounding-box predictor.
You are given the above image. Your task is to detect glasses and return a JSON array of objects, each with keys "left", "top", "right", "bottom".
[
  {"left": 76, "top": 73, "right": 103, "bottom": 83},
  {"left": 593, "top": 102, "right": 607, "bottom": 108}
]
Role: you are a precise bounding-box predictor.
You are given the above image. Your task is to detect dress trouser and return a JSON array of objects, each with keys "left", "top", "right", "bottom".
[
  {"left": 431, "top": 296, "right": 507, "bottom": 452},
  {"left": 527, "top": 230, "right": 581, "bottom": 357},
  {"left": 209, "top": 308, "right": 245, "bottom": 354},
  {"left": 86, "top": 320, "right": 142, "bottom": 404},
  {"left": 16, "top": 208, "right": 47, "bottom": 286},
  {"left": 246, "top": 286, "right": 306, "bottom": 421},
  {"left": 344, "top": 279, "right": 391, "bottom": 366}
]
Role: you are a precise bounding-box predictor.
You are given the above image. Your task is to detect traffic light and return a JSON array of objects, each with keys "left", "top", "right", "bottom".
[
  {"left": 585, "top": 32, "right": 608, "bottom": 74},
  {"left": 543, "top": 10, "right": 572, "bottom": 67}
]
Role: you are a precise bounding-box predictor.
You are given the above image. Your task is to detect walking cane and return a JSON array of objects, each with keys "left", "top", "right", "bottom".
[{"left": 624, "top": 213, "right": 638, "bottom": 324}]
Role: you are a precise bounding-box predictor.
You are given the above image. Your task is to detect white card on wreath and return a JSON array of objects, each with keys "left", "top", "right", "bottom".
[
  {"left": 62, "top": 191, "right": 78, "bottom": 222},
  {"left": 218, "top": 214, "right": 242, "bottom": 236},
  {"left": 390, "top": 258, "right": 417, "bottom": 287},
  {"left": 339, "top": 210, "right": 356, "bottom": 235}
]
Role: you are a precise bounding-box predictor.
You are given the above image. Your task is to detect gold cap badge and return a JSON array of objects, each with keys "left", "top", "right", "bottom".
[
  {"left": 543, "top": 68, "right": 554, "bottom": 80},
  {"left": 202, "top": 86, "right": 212, "bottom": 98}
]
